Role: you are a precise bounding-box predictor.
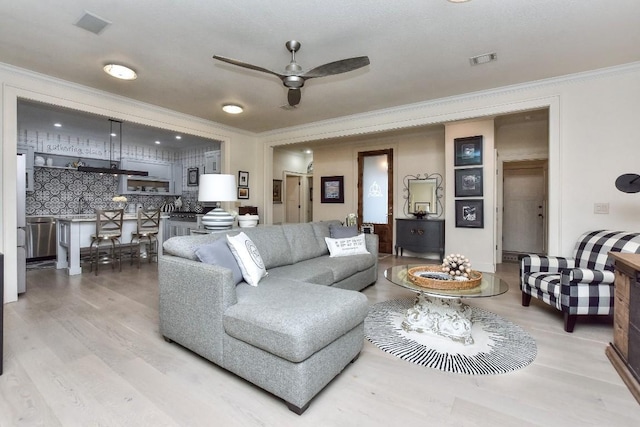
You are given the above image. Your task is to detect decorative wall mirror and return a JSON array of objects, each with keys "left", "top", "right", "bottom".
[{"left": 402, "top": 173, "right": 444, "bottom": 218}]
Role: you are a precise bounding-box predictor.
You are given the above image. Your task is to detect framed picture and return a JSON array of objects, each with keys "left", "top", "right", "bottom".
[
  {"left": 321, "top": 176, "right": 344, "bottom": 203},
  {"left": 238, "top": 171, "right": 249, "bottom": 187},
  {"left": 187, "top": 167, "right": 199, "bottom": 186},
  {"left": 455, "top": 167, "right": 483, "bottom": 197},
  {"left": 238, "top": 187, "right": 249, "bottom": 199},
  {"left": 454, "top": 135, "right": 483, "bottom": 166},
  {"left": 273, "top": 179, "right": 283, "bottom": 204},
  {"left": 455, "top": 199, "right": 484, "bottom": 228}
]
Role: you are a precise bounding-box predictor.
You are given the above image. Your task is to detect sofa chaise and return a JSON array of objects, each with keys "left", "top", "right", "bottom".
[{"left": 158, "top": 220, "right": 378, "bottom": 414}]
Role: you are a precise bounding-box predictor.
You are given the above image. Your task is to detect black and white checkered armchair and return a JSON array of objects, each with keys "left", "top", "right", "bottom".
[{"left": 520, "top": 230, "right": 640, "bottom": 332}]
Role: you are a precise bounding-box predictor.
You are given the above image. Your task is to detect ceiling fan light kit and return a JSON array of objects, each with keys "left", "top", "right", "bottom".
[{"left": 213, "top": 40, "right": 370, "bottom": 107}]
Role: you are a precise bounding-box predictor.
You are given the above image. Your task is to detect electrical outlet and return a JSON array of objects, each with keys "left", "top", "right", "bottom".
[{"left": 594, "top": 203, "right": 609, "bottom": 214}]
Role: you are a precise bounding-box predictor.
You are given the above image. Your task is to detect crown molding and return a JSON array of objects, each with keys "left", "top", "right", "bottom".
[{"left": 262, "top": 61, "right": 640, "bottom": 146}]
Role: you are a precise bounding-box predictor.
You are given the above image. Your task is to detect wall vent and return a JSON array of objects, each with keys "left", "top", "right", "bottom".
[
  {"left": 75, "top": 11, "right": 111, "bottom": 35},
  {"left": 469, "top": 52, "right": 498, "bottom": 66}
]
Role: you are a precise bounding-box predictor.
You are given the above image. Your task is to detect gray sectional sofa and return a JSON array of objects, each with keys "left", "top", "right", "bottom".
[{"left": 158, "top": 220, "right": 378, "bottom": 414}]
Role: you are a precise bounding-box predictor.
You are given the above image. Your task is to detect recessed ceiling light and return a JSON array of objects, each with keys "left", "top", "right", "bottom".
[
  {"left": 448, "top": 0, "right": 471, "bottom": 3},
  {"left": 222, "top": 104, "right": 244, "bottom": 114},
  {"left": 175, "top": 135, "right": 182, "bottom": 140},
  {"left": 103, "top": 64, "right": 137, "bottom": 80},
  {"left": 110, "top": 132, "right": 117, "bottom": 137},
  {"left": 54, "top": 123, "right": 62, "bottom": 127},
  {"left": 155, "top": 140, "right": 161, "bottom": 145}
]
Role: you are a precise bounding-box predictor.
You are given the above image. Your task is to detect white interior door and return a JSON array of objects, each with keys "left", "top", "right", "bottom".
[
  {"left": 285, "top": 175, "right": 301, "bottom": 223},
  {"left": 503, "top": 164, "right": 546, "bottom": 254}
]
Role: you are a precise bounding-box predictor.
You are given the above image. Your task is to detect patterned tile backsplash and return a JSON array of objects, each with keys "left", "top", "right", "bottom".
[{"left": 26, "top": 168, "right": 199, "bottom": 216}]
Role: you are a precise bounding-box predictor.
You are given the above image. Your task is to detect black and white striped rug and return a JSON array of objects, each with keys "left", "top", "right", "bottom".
[{"left": 365, "top": 298, "right": 537, "bottom": 375}]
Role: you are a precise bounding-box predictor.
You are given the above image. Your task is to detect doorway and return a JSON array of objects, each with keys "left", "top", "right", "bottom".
[
  {"left": 502, "top": 160, "right": 548, "bottom": 260},
  {"left": 358, "top": 149, "right": 394, "bottom": 254},
  {"left": 285, "top": 175, "right": 302, "bottom": 223}
]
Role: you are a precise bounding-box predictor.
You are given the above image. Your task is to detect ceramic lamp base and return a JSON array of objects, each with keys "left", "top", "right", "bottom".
[{"left": 201, "top": 207, "right": 234, "bottom": 229}]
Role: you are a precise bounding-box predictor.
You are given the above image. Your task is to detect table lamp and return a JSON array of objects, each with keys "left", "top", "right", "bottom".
[{"left": 198, "top": 174, "right": 238, "bottom": 229}]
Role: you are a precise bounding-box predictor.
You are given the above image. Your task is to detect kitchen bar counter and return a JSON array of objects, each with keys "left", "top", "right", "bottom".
[{"left": 56, "top": 213, "right": 168, "bottom": 275}]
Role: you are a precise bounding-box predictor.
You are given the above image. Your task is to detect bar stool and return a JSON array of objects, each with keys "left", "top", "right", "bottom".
[
  {"left": 89, "top": 209, "right": 124, "bottom": 275},
  {"left": 130, "top": 209, "right": 160, "bottom": 267}
]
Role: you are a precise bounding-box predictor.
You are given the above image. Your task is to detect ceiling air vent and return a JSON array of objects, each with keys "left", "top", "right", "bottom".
[
  {"left": 469, "top": 52, "right": 498, "bottom": 66},
  {"left": 75, "top": 11, "right": 111, "bottom": 35}
]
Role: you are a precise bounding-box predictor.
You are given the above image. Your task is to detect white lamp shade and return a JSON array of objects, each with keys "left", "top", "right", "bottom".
[
  {"left": 198, "top": 173, "right": 238, "bottom": 230},
  {"left": 198, "top": 174, "right": 237, "bottom": 202}
]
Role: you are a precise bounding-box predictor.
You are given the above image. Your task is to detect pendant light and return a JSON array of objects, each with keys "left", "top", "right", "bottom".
[{"left": 77, "top": 119, "right": 148, "bottom": 176}]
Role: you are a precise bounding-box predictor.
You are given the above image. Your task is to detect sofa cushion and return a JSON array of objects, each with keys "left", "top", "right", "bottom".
[
  {"left": 239, "top": 227, "right": 293, "bottom": 269},
  {"left": 227, "top": 232, "right": 267, "bottom": 287},
  {"left": 311, "top": 220, "right": 342, "bottom": 252},
  {"left": 325, "top": 234, "right": 370, "bottom": 257},
  {"left": 282, "top": 223, "right": 327, "bottom": 263},
  {"left": 194, "top": 239, "right": 243, "bottom": 285},
  {"left": 267, "top": 262, "right": 335, "bottom": 286},
  {"left": 224, "top": 279, "right": 369, "bottom": 363},
  {"left": 329, "top": 224, "right": 359, "bottom": 238},
  {"left": 306, "top": 254, "right": 375, "bottom": 283}
]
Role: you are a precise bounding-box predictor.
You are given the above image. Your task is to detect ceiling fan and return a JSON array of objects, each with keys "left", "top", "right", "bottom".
[{"left": 213, "top": 40, "right": 370, "bottom": 107}]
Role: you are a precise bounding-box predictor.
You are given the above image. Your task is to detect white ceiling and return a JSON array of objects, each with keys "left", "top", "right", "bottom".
[{"left": 1, "top": 1, "right": 639, "bottom": 134}]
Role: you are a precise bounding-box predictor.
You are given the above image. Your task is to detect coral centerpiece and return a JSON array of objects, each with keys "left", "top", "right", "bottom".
[{"left": 441, "top": 253, "right": 472, "bottom": 278}]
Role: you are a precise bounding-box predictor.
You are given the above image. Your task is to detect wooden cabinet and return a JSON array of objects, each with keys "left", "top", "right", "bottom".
[
  {"left": 607, "top": 252, "right": 640, "bottom": 404},
  {"left": 395, "top": 218, "right": 445, "bottom": 260}
]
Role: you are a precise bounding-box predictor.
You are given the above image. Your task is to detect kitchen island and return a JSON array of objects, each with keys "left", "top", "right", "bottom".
[{"left": 56, "top": 213, "right": 167, "bottom": 275}]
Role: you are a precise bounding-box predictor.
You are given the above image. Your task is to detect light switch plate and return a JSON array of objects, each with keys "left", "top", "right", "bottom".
[{"left": 594, "top": 203, "right": 609, "bottom": 214}]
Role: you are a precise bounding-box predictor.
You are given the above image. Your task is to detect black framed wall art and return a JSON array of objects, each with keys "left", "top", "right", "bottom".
[
  {"left": 273, "top": 179, "right": 282, "bottom": 204},
  {"left": 238, "top": 171, "right": 249, "bottom": 187},
  {"left": 320, "top": 176, "right": 344, "bottom": 203},
  {"left": 454, "top": 135, "right": 483, "bottom": 166},
  {"left": 455, "top": 199, "right": 484, "bottom": 228},
  {"left": 455, "top": 167, "right": 483, "bottom": 197},
  {"left": 238, "top": 187, "right": 249, "bottom": 199},
  {"left": 187, "top": 167, "right": 199, "bottom": 186}
]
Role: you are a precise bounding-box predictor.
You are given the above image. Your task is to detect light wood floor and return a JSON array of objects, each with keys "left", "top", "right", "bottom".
[{"left": 2, "top": 255, "right": 640, "bottom": 426}]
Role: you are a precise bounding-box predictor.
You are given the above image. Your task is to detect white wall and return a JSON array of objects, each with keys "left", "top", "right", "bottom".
[{"left": 445, "top": 120, "right": 496, "bottom": 272}]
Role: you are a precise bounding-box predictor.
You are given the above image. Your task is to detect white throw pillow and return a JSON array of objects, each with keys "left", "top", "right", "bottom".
[
  {"left": 226, "top": 232, "right": 267, "bottom": 286},
  {"left": 324, "top": 234, "right": 370, "bottom": 257}
]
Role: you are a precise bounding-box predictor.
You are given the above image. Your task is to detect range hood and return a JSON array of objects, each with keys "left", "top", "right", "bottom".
[
  {"left": 77, "top": 119, "right": 148, "bottom": 176},
  {"left": 77, "top": 165, "right": 148, "bottom": 176}
]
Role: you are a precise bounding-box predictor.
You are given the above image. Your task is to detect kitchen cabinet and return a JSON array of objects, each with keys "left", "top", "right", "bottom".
[
  {"left": 395, "top": 218, "right": 445, "bottom": 260},
  {"left": 204, "top": 150, "right": 221, "bottom": 174},
  {"left": 118, "top": 159, "right": 182, "bottom": 195}
]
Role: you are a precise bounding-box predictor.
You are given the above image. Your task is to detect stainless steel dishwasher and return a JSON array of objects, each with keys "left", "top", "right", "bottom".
[{"left": 25, "top": 216, "right": 57, "bottom": 260}]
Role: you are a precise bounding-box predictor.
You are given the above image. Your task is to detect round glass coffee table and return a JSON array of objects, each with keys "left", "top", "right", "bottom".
[{"left": 384, "top": 264, "right": 509, "bottom": 344}]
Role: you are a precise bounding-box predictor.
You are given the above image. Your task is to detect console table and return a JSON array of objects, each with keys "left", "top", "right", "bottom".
[
  {"left": 395, "top": 218, "right": 445, "bottom": 260},
  {"left": 606, "top": 252, "right": 640, "bottom": 404}
]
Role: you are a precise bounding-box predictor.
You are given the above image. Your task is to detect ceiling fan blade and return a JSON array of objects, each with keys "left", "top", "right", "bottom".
[
  {"left": 212, "top": 55, "right": 284, "bottom": 78},
  {"left": 302, "top": 56, "right": 370, "bottom": 79},
  {"left": 288, "top": 88, "right": 301, "bottom": 107}
]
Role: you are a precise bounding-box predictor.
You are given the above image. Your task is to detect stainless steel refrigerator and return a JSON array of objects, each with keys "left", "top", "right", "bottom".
[{"left": 17, "top": 153, "right": 26, "bottom": 293}]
